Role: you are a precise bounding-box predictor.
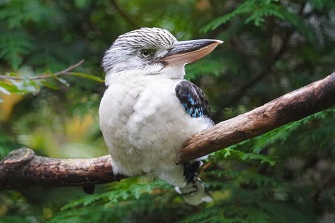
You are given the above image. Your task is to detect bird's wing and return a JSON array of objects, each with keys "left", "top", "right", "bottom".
[
  {"left": 175, "top": 80, "right": 211, "bottom": 183},
  {"left": 175, "top": 80, "right": 210, "bottom": 118}
]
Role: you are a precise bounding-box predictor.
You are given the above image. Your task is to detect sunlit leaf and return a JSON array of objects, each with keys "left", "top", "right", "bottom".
[
  {"left": 0, "top": 86, "right": 10, "bottom": 95},
  {"left": 69, "top": 72, "right": 104, "bottom": 82},
  {"left": 55, "top": 77, "right": 70, "bottom": 87}
]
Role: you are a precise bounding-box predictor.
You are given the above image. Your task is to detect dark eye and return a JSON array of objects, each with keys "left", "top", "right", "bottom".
[{"left": 140, "top": 49, "right": 152, "bottom": 58}]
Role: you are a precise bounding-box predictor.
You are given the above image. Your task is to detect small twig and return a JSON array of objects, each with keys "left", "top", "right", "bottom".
[
  {"left": 199, "top": 162, "right": 212, "bottom": 178},
  {"left": 0, "top": 60, "right": 85, "bottom": 81}
]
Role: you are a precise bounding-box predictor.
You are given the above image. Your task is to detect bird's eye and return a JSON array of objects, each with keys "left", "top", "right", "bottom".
[{"left": 140, "top": 49, "right": 152, "bottom": 58}]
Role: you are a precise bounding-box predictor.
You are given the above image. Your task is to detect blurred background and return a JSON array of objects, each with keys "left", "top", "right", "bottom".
[{"left": 0, "top": 0, "right": 335, "bottom": 222}]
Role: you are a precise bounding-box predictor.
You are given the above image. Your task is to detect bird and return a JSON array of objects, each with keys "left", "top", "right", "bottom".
[{"left": 99, "top": 27, "right": 222, "bottom": 205}]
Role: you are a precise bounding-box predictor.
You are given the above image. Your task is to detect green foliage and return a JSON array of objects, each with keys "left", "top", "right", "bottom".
[
  {"left": 61, "top": 178, "right": 168, "bottom": 210},
  {"left": 219, "top": 108, "right": 335, "bottom": 158},
  {"left": 0, "top": 70, "right": 103, "bottom": 103},
  {"left": 1, "top": 0, "right": 335, "bottom": 222},
  {"left": 0, "top": 31, "right": 34, "bottom": 69},
  {"left": 202, "top": 0, "right": 316, "bottom": 42},
  {"left": 202, "top": 0, "right": 283, "bottom": 30},
  {"left": 47, "top": 178, "right": 184, "bottom": 223},
  {"left": 186, "top": 57, "right": 224, "bottom": 80}
]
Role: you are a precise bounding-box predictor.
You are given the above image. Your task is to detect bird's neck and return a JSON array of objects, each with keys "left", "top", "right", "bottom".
[
  {"left": 159, "top": 64, "right": 186, "bottom": 79},
  {"left": 104, "top": 64, "right": 186, "bottom": 86}
]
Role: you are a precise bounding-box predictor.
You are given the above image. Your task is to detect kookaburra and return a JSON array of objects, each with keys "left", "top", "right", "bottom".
[{"left": 99, "top": 27, "right": 222, "bottom": 205}]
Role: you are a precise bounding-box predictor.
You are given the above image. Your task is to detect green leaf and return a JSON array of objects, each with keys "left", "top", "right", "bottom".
[
  {"left": 0, "top": 79, "right": 40, "bottom": 94},
  {"left": 55, "top": 77, "right": 70, "bottom": 87},
  {"left": 213, "top": 147, "right": 276, "bottom": 165},
  {"left": 40, "top": 80, "right": 60, "bottom": 90},
  {"left": 0, "top": 85, "right": 11, "bottom": 95},
  {"left": 69, "top": 72, "right": 104, "bottom": 82}
]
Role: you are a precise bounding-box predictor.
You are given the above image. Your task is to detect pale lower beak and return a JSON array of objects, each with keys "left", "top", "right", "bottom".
[{"left": 160, "top": 39, "right": 223, "bottom": 66}]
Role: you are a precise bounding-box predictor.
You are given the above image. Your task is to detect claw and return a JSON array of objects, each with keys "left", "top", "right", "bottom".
[{"left": 183, "top": 161, "right": 201, "bottom": 183}]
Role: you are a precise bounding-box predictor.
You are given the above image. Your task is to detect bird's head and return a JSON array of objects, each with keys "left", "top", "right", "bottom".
[{"left": 102, "top": 27, "right": 222, "bottom": 85}]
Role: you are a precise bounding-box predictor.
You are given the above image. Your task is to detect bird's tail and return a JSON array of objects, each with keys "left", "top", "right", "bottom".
[
  {"left": 174, "top": 177, "right": 212, "bottom": 205},
  {"left": 157, "top": 160, "right": 212, "bottom": 205}
]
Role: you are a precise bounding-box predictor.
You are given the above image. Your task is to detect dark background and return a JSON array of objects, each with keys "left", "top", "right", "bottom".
[{"left": 0, "top": 1, "right": 335, "bottom": 222}]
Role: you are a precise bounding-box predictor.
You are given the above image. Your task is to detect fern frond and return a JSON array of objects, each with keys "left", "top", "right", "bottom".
[{"left": 0, "top": 31, "right": 34, "bottom": 69}]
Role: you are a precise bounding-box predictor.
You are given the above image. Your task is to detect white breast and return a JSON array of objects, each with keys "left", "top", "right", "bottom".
[{"left": 99, "top": 73, "right": 212, "bottom": 176}]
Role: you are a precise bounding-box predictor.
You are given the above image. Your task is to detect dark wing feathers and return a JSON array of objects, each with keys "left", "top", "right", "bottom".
[
  {"left": 183, "top": 161, "right": 201, "bottom": 184},
  {"left": 175, "top": 80, "right": 211, "bottom": 183},
  {"left": 175, "top": 80, "right": 210, "bottom": 118}
]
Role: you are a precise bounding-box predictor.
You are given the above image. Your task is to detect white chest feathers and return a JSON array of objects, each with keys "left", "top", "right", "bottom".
[{"left": 99, "top": 74, "right": 212, "bottom": 176}]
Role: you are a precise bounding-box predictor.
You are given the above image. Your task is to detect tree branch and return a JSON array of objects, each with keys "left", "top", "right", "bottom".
[
  {"left": 181, "top": 72, "right": 335, "bottom": 161},
  {"left": 0, "top": 60, "right": 85, "bottom": 81},
  {"left": 1, "top": 72, "right": 335, "bottom": 191}
]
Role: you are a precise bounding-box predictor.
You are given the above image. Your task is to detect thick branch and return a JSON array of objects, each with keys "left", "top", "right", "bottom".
[
  {"left": 1, "top": 72, "right": 335, "bottom": 191},
  {"left": 181, "top": 72, "right": 335, "bottom": 161},
  {"left": 0, "top": 149, "right": 124, "bottom": 190}
]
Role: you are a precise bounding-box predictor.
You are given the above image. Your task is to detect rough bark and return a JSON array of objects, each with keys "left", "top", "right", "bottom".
[
  {"left": 1, "top": 72, "right": 334, "bottom": 191},
  {"left": 181, "top": 72, "right": 335, "bottom": 161},
  {"left": 0, "top": 148, "right": 125, "bottom": 190}
]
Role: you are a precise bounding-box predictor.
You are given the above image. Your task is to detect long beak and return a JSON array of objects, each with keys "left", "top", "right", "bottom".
[{"left": 160, "top": 39, "right": 223, "bottom": 66}]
